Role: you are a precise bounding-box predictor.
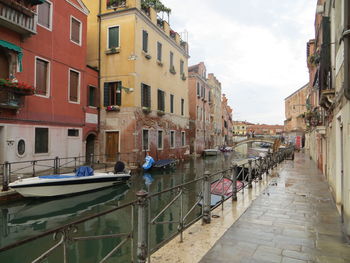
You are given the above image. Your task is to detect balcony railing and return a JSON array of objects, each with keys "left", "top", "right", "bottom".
[
  {"left": 0, "top": 0, "right": 37, "bottom": 36},
  {"left": 0, "top": 89, "right": 22, "bottom": 109}
]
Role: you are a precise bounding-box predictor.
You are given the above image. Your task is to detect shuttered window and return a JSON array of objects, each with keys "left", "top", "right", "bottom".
[
  {"left": 180, "top": 60, "right": 184, "bottom": 75},
  {"left": 157, "top": 130, "right": 163, "bottom": 149},
  {"left": 69, "top": 69, "right": 80, "bottom": 102},
  {"left": 142, "top": 30, "right": 148, "bottom": 52},
  {"left": 35, "top": 58, "right": 49, "bottom": 96},
  {"left": 142, "top": 130, "right": 149, "bottom": 151},
  {"left": 71, "top": 17, "right": 81, "bottom": 45},
  {"left": 88, "top": 86, "right": 98, "bottom": 107},
  {"left": 38, "top": 1, "right": 51, "bottom": 29},
  {"left": 170, "top": 131, "right": 175, "bottom": 148},
  {"left": 103, "top": 82, "right": 122, "bottom": 106},
  {"left": 157, "top": 89, "right": 165, "bottom": 111},
  {"left": 35, "top": 127, "right": 49, "bottom": 154},
  {"left": 170, "top": 51, "right": 174, "bottom": 68},
  {"left": 181, "top": 98, "right": 184, "bottom": 116},
  {"left": 157, "top": 42, "right": 162, "bottom": 61},
  {"left": 197, "top": 83, "right": 200, "bottom": 96},
  {"left": 141, "top": 83, "right": 151, "bottom": 108},
  {"left": 181, "top": 131, "right": 185, "bottom": 147},
  {"left": 108, "top": 26, "right": 120, "bottom": 49},
  {"left": 170, "top": 94, "right": 174, "bottom": 113}
]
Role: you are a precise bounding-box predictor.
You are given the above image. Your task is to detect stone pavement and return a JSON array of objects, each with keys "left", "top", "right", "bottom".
[{"left": 200, "top": 152, "right": 350, "bottom": 263}]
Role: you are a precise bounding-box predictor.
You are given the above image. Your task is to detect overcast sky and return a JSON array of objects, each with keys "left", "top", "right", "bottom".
[{"left": 162, "top": 0, "right": 317, "bottom": 124}]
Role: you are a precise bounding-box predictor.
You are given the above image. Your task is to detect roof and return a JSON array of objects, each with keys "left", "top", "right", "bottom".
[{"left": 284, "top": 83, "right": 309, "bottom": 100}]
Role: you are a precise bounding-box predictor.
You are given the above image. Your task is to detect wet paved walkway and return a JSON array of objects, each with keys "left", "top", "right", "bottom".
[{"left": 200, "top": 153, "right": 350, "bottom": 263}]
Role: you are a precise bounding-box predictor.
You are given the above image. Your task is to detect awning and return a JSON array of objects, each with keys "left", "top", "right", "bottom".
[
  {"left": 0, "top": 40, "right": 23, "bottom": 72},
  {"left": 29, "top": 0, "right": 45, "bottom": 4}
]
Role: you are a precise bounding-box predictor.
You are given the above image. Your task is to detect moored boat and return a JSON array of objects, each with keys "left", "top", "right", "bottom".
[
  {"left": 203, "top": 149, "right": 219, "bottom": 156},
  {"left": 9, "top": 166, "right": 131, "bottom": 197}
]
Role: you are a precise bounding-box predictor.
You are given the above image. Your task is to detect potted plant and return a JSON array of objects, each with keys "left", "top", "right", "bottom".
[
  {"left": 181, "top": 73, "right": 186, "bottom": 80},
  {"left": 157, "top": 110, "right": 165, "bottom": 116},
  {"left": 142, "top": 106, "right": 151, "bottom": 114},
  {"left": 0, "top": 78, "right": 35, "bottom": 96},
  {"left": 106, "top": 105, "right": 120, "bottom": 112},
  {"left": 169, "top": 66, "right": 176, "bottom": 74}
]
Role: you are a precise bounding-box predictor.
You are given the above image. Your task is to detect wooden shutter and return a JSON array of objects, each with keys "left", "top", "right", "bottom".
[
  {"left": 109, "top": 27, "right": 119, "bottom": 49},
  {"left": 157, "top": 42, "right": 162, "bottom": 61},
  {"left": 69, "top": 70, "right": 79, "bottom": 102},
  {"left": 38, "top": 1, "right": 50, "bottom": 28},
  {"left": 116, "top": 82, "right": 122, "bottom": 106},
  {"left": 146, "top": 85, "right": 151, "bottom": 108},
  {"left": 71, "top": 18, "right": 81, "bottom": 44},
  {"left": 36, "top": 59, "right": 48, "bottom": 96},
  {"left": 104, "top": 82, "right": 110, "bottom": 106},
  {"left": 142, "top": 30, "right": 148, "bottom": 52}
]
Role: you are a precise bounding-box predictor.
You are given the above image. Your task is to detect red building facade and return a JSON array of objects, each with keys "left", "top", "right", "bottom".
[{"left": 0, "top": 0, "right": 98, "bottom": 164}]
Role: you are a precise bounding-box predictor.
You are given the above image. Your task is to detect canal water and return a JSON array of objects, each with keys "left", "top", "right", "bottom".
[{"left": 0, "top": 144, "right": 264, "bottom": 262}]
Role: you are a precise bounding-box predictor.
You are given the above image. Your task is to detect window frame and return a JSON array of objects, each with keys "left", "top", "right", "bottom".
[
  {"left": 157, "top": 130, "right": 164, "bottom": 150},
  {"left": 180, "top": 60, "right": 184, "bottom": 75},
  {"left": 37, "top": 0, "right": 53, "bottom": 31},
  {"left": 170, "top": 94, "right": 174, "bottom": 113},
  {"left": 157, "top": 89, "right": 165, "bottom": 111},
  {"left": 68, "top": 68, "right": 81, "bottom": 104},
  {"left": 34, "top": 56, "right": 50, "bottom": 98},
  {"left": 142, "top": 129, "right": 150, "bottom": 151},
  {"left": 170, "top": 130, "right": 175, "bottom": 149},
  {"left": 181, "top": 131, "right": 186, "bottom": 147},
  {"left": 88, "top": 85, "right": 98, "bottom": 108},
  {"left": 141, "top": 83, "right": 151, "bottom": 108},
  {"left": 104, "top": 81, "right": 122, "bottom": 106},
  {"left": 107, "top": 25, "right": 120, "bottom": 50},
  {"left": 142, "top": 30, "right": 148, "bottom": 53},
  {"left": 181, "top": 98, "right": 184, "bottom": 116},
  {"left": 157, "top": 41, "right": 162, "bottom": 62},
  {"left": 170, "top": 51, "right": 174, "bottom": 69},
  {"left": 70, "top": 15, "right": 82, "bottom": 46},
  {"left": 34, "top": 127, "right": 49, "bottom": 155}
]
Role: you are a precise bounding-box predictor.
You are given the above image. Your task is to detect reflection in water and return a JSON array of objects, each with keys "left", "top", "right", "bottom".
[{"left": 0, "top": 147, "right": 264, "bottom": 262}]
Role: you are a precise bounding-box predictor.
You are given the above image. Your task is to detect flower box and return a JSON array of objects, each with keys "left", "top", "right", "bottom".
[
  {"left": 181, "top": 73, "right": 186, "bottom": 80},
  {"left": 157, "top": 110, "right": 165, "bottom": 116},
  {"left": 0, "top": 78, "right": 35, "bottom": 96},
  {"left": 169, "top": 66, "right": 176, "bottom": 75},
  {"left": 106, "top": 105, "right": 120, "bottom": 112},
  {"left": 142, "top": 106, "right": 151, "bottom": 114}
]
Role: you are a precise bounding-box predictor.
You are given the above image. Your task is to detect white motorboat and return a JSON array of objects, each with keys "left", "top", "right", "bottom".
[
  {"left": 9, "top": 166, "right": 131, "bottom": 197},
  {"left": 203, "top": 149, "right": 219, "bottom": 156}
]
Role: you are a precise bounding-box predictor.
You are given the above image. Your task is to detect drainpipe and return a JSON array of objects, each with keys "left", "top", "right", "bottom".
[
  {"left": 97, "top": 0, "right": 102, "bottom": 132},
  {"left": 344, "top": 0, "right": 350, "bottom": 100}
]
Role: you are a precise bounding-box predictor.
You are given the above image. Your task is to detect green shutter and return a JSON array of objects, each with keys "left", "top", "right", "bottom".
[
  {"left": 142, "top": 30, "right": 148, "bottom": 52},
  {"left": 104, "top": 83, "right": 110, "bottom": 106},
  {"left": 109, "top": 27, "right": 119, "bottom": 49}
]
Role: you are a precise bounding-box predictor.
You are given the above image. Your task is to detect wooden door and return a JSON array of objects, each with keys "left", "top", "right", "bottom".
[
  {"left": 0, "top": 52, "right": 9, "bottom": 79},
  {"left": 106, "top": 132, "right": 119, "bottom": 162}
]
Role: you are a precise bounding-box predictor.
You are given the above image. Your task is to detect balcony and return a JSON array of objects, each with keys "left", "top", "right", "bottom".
[
  {"left": 0, "top": 0, "right": 38, "bottom": 36},
  {"left": 319, "top": 89, "right": 335, "bottom": 110},
  {"left": 0, "top": 89, "right": 22, "bottom": 109}
]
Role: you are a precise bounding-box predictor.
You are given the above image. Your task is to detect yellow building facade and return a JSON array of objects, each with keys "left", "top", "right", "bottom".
[
  {"left": 85, "top": 0, "right": 190, "bottom": 164},
  {"left": 232, "top": 122, "right": 247, "bottom": 135}
]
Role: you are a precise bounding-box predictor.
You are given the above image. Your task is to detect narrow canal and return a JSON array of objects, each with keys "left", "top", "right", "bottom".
[{"left": 0, "top": 144, "right": 265, "bottom": 262}]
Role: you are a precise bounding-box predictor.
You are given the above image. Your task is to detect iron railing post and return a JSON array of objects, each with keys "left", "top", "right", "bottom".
[
  {"left": 136, "top": 190, "right": 148, "bottom": 263},
  {"left": 231, "top": 165, "right": 237, "bottom": 201},
  {"left": 248, "top": 160, "right": 252, "bottom": 189},
  {"left": 2, "top": 162, "right": 10, "bottom": 191},
  {"left": 89, "top": 153, "right": 94, "bottom": 169},
  {"left": 202, "top": 171, "right": 211, "bottom": 224},
  {"left": 54, "top": 156, "right": 59, "bottom": 174}
]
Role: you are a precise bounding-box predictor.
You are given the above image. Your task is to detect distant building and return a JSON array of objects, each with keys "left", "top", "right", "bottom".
[
  {"left": 284, "top": 84, "right": 308, "bottom": 148},
  {"left": 0, "top": 0, "right": 99, "bottom": 164},
  {"left": 221, "top": 94, "right": 233, "bottom": 145},
  {"left": 85, "top": 0, "right": 190, "bottom": 164},
  {"left": 207, "top": 73, "right": 223, "bottom": 148},
  {"left": 247, "top": 124, "right": 284, "bottom": 136},
  {"left": 232, "top": 121, "right": 250, "bottom": 135},
  {"left": 188, "top": 62, "right": 211, "bottom": 154}
]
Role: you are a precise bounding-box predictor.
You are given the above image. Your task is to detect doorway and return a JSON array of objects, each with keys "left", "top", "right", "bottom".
[
  {"left": 85, "top": 133, "right": 96, "bottom": 163},
  {"left": 105, "top": 131, "right": 119, "bottom": 162}
]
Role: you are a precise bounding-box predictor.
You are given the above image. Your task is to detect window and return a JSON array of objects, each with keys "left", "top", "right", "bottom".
[
  {"left": 208, "top": 91, "right": 211, "bottom": 103},
  {"left": 201, "top": 86, "right": 204, "bottom": 98},
  {"left": 181, "top": 131, "right": 185, "bottom": 147},
  {"left": 68, "top": 129, "right": 79, "bottom": 137},
  {"left": 197, "top": 83, "right": 200, "bottom": 96},
  {"left": 170, "top": 131, "right": 175, "bottom": 148},
  {"left": 157, "top": 42, "right": 162, "bottom": 61},
  {"left": 180, "top": 60, "right": 184, "bottom": 75},
  {"left": 142, "top": 129, "right": 149, "bottom": 151},
  {"left": 157, "top": 130, "right": 163, "bottom": 149},
  {"left": 170, "top": 94, "right": 174, "bottom": 113},
  {"left": 142, "top": 30, "right": 148, "bottom": 53},
  {"left": 157, "top": 89, "right": 165, "bottom": 111},
  {"left": 103, "top": 82, "right": 122, "bottom": 106},
  {"left": 70, "top": 16, "right": 82, "bottom": 45},
  {"left": 38, "top": 0, "right": 52, "bottom": 30},
  {"left": 181, "top": 98, "right": 184, "bottom": 116},
  {"left": 88, "top": 86, "right": 98, "bottom": 107},
  {"left": 108, "top": 26, "right": 120, "bottom": 49},
  {"left": 170, "top": 51, "right": 174, "bottom": 69},
  {"left": 35, "top": 57, "right": 49, "bottom": 96},
  {"left": 69, "top": 69, "right": 80, "bottom": 103},
  {"left": 17, "top": 139, "right": 25, "bottom": 156},
  {"left": 141, "top": 83, "right": 151, "bottom": 108},
  {"left": 35, "top": 128, "right": 49, "bottom": 154},
  {"left": 197, "top": 106, "right": 200, "bottom": 120}
]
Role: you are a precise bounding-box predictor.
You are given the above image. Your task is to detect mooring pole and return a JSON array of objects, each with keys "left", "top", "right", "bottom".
[
  {"left": 231, "top": 165, "right": 237, "bottom": 201},
  {"left": 248, "top": 160, "right": 253, "bottom": 188}
]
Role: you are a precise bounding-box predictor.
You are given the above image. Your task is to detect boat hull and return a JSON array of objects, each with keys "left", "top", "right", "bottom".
[
  {"left": 9, "top": 173, "right": 130, "bottom": 197},
  {"left": 203, "top": 149, "right": 219, "bottom": 156}
]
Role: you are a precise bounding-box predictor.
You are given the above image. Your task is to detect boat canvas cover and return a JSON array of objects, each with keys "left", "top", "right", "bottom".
[{"left": 75, "top": 166, "right": 94, "bottom": 177}]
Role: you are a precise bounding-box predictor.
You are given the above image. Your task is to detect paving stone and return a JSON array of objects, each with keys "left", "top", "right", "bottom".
[{"left": 200, "top": 153, "right": 350, "bottom": 263}]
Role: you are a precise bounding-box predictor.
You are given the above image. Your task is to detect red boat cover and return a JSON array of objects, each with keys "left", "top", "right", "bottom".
[{"left": 211, "top": 178, "right": 244, "bottom": 197}]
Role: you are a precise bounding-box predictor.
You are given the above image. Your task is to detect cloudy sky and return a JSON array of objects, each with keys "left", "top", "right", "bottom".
[{"left": 162, "top": 0, "right": 317, "bottom": 124}]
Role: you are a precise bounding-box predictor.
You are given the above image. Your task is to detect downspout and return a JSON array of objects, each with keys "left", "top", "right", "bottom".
[
  {"left": 344, "top": 0, "right": 350, "bottom": 100},
  {"left": 97, "top": 0, "right": 102, "bottom": 131}
]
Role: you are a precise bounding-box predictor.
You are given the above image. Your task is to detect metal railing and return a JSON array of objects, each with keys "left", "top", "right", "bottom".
[
  {"left": 1, "top": 152, "right": 141, "bottom": 191},
  {"left": 0, "top": 147, "right": 294, "bottom": 262}
]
